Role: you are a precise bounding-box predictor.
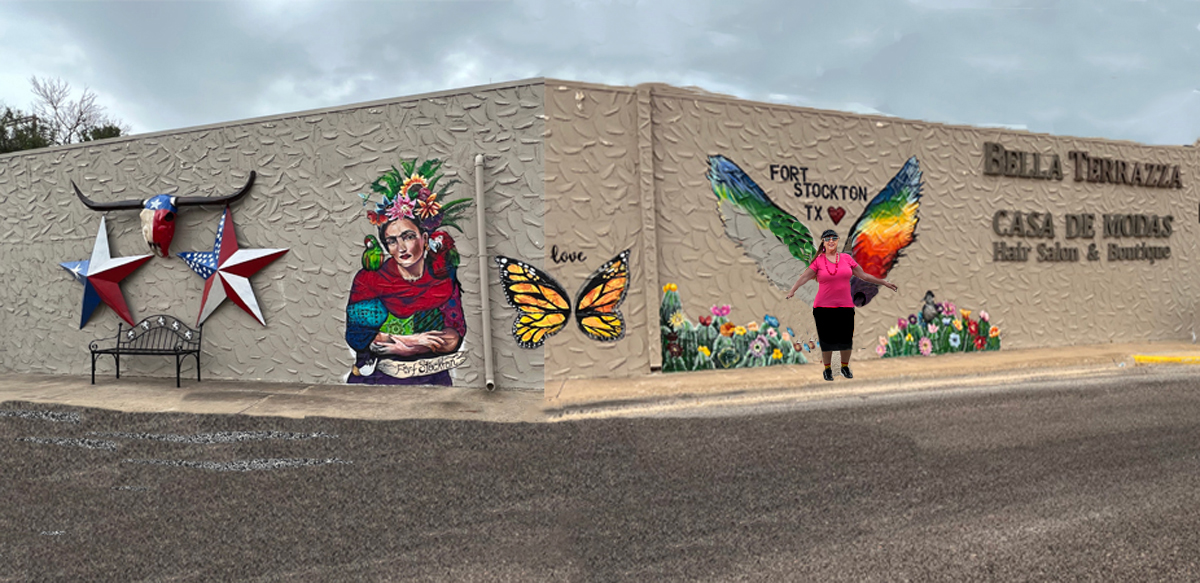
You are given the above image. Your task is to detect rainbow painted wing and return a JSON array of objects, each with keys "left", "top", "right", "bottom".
[
  {"left": 844, "top": 156, "right": 923, "bottom": 307},
  {"left": 573, "top": 249, "right": 630, "bottom": 342},
  {"left": 495, "top": 256, "right": 572, "bottom": 348}
]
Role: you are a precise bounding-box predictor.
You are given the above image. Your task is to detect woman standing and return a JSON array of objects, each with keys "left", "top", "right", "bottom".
[{"left": 786, "top": 229, "right": 898, "bottom": 381}]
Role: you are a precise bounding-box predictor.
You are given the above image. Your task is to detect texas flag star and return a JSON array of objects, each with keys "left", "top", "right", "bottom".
[
  {"left": 59, "top": 216, "right": 153, "bottom": 328},
  {"left": 177, "top": 207, "right": 288, "bottom": 326}
]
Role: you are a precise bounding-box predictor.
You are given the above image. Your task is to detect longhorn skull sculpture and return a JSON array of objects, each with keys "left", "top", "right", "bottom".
[{"left": 72, "top": 171, "right": 256, "bottom": 257}]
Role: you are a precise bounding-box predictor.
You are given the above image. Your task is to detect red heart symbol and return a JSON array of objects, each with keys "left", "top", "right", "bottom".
[{"left": 828, "top": 207, "right": 846, "bottom": 225}]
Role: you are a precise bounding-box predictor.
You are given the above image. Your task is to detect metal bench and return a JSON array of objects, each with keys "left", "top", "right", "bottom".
[{"left": 89, "top": 315, "right": 202, "bottom": 387}]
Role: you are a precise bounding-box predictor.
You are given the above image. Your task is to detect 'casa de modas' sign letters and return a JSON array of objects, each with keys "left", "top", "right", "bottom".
[
  {"left": 983, "top": 142, "right": 1183, "bottom": 189},
  {"left": 992, "top": 210, "right": 1174, "bottom": 265}
]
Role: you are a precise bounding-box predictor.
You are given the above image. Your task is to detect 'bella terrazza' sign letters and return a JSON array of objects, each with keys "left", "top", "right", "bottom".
[{"left": 983, "top": 142, "right": 1183, "bottom": 189}]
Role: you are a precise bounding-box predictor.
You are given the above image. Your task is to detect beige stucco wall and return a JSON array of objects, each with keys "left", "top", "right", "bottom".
[
  {"left": 542, "top": 80, "right": 1200, "bottom": 382},
  {"left": 0, "top": 80, "right": 546, "bottom": 390}
]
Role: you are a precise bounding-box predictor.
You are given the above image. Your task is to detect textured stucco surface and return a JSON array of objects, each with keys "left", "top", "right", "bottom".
[
  {"left": 0, "top": 81, "right": 545, "bottom": 390},
  {"left": 542, "top": 80, "right": 1200, "bottom": 380},
  {"left": 541, "top": 82, "right": 653, "bottom": 384}
]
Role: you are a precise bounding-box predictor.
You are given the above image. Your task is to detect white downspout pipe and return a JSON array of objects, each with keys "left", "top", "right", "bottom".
[{"left": 475, "top": 154, "right": 495, "bottom": 390}]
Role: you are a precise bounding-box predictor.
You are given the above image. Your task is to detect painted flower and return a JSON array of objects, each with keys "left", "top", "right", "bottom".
[
  {"left": 772, "top": 348, "right": 783, "bottom": 360},
  {"left": 897, "top": 317, "right": 908, "bottom": 331},
  {"left": 973, "top": 336, "right": 986, "bottom": 350},
  {"left": 879, "top": 336, "right": 888, "bottom": 346},
  {"left": 746, "top": 321, "right": 759, "bottom": 332},
  {"left": 767, "top": 328, "right": 778, "bottom": 338},
  {"left": 794, "top": 342, "right": 806, "bottom": 352},
  {"left": 662, "top": 283, "right": 678, "bottom": 293},
  {"left": 967, "top": 321, "right": 980, "bottom": 336},
  {"left": 979, "top": 310, "right": 990, "bottom": 322},
  {"left": 714, "top": 305, "right": 732, "bottom": 317},
  {"left": 942, "top": 317, "right": 952, "bottom": 326},
  {"left": 666, "top": 331, "right": 678, "bottom": 342},
  {"left": 905, "top": 333, "right": 914, "bottom": 343},
  {"left": 750, "top": 336, "right": 769, "bottom": 358},
  {"left": 808, "top": 340, "right": 818, "bottom": 351},
  {"left": 670, "top": 311, "right": 686, "bottom": 328},
  {"left": 401, "top": 173, "right": 429, "bottom": 197},
  {"left": 960, "top": 309, "right": 972, "bottom": 321},
  {"left": 699, "top": 315, "right": 713, "bottom": 327},
  {"left": 949, "top": 332, "right": 961, "bottom": 348},
  {"left": 952, "top": 319, "right": 963, "bottom": 331},
  {"left": 908, "top": 314, "right": 918, "bottom": 325},
  {"left": 386, "top": 195, "right": 415, "bottom": 220},
  {"left": 734, "top": 326, "right": 747, "bottom": 336},
  {"left": 919, "top": 337, "right": 933, "bottom": 356},
  {"left": 764, "top": 314, "right": 780, "bottom": 328},
  {"left": 875, "top": 344, "right": 887, "bottom": 357},
  {"left": 698, "top": 346, "right": 711, "bottom": 357},
  {"left": 720, "top": 322, "right": 736, "bottom": 337},
  {"left": 927, "top": 323, "right": 939, "bottom": 335},
  {"left": 888, "top": 326, "right": 900, "bottom": 338},
  {"left": 781, "top": 330, "right": 792, "bottom": 342},
  {"left": 417, "top": 186, "right": 433, "bottom": 201},
  {"left": 945, "top": 302, "right": 958, "bottom": 316},
  {"left": 415, "top": 193, "right": 441, "bottom": 219},
  {"left": 989, "top": 326, "right": 1001, "bottom": 338},
  {"left": 667, "top": 342, "right": 683, "bottom": 357}
]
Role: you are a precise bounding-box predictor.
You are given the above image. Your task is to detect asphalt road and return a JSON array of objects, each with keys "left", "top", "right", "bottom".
[{"left": 4, "top": 370, "right": 1200, "bottom": 581}]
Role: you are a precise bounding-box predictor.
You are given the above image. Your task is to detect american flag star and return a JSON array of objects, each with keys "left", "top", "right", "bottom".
[
  {"left": 59, "top": 216, "right": 153, "bottom": 329},
  {"left": 177, "top": 207, "right": 288, "bottom": 326}
]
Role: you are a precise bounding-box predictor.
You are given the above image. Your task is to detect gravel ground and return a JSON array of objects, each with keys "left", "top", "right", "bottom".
[{"left": 3, "top": 374, "right": 1200, "bottom": 581}]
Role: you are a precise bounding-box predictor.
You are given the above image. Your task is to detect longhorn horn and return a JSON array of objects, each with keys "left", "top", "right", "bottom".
[
  {"left": 71, "top": 181, "right": 145, "bottom": 211},
  {"left": 175, "top": 171, "right": 256, "bottom": 207}
]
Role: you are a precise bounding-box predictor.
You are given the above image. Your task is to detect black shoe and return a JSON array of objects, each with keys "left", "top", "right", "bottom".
[
  {"left": 823, "top": 368, "right": 834, "bottom": 381},
  {"left": 841, "top": 366, "right": 853, "bottom": 379}
]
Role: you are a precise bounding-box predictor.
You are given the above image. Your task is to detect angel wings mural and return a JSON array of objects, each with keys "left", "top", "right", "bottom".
[{"left": 706, "top": 155, "right": 923, "bottom": 307}]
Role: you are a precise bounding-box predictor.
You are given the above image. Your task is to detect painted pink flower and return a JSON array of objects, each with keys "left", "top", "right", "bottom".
[
  {"left": 385, "top": 195, "right": 415, "bottom": 220},
  {"left": 919, "top": 337, "right": 933, "bottom": 356},
  {"left": 927, "top": 323, "right": 939, "bottom": 335},
  {"left": 875, "top": 344, "right": 887, "bottom": 357},
  {"left": 897, "top": 317, "right": 908, "bottom": 331},
  {"left": 711, "top": 305, "right": 731, "bottom": 317},
  {"left": 979, "top": 310, "right": 990, "bottom": 322}
]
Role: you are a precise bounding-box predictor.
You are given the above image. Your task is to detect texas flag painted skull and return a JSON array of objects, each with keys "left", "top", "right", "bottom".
[{"left": 72, "top": 172, "right": 256, "bottom": 257}]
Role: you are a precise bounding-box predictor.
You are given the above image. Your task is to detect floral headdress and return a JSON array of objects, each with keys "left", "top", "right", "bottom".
[{"left": 359, "top": 159, "right": 472, "bottom": 233}]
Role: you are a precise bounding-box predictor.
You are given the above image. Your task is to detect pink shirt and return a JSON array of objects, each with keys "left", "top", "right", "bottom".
[{"left": 808, "top": 253, "right": 859, "bottom": 308}]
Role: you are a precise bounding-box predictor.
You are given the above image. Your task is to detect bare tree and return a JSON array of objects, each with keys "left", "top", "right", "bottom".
[{"left": 29, "top": 76, "right": 129, "bottom": 146}]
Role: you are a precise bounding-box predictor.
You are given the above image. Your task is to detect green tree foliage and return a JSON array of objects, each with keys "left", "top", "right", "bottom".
[{"left": 0, "top": 107, "right": 52, "bottom": 154}]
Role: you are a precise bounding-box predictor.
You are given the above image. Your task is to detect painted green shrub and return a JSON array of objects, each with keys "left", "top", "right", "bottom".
[{"left": 660, "top": 283, "right": 809, "bottom": 372}]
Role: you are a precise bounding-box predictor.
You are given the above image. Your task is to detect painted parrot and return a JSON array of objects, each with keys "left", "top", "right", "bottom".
[
  {"left": 362, "top": 235, "right": 383, "bottom": 271},
  {"left": 706, "top": 155, "right": 923, "bottom": 307}
]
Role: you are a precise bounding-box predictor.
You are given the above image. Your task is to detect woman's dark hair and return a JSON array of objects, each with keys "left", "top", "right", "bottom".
[{"left": 378, "top": 216, "right": 427, "bottom": 243}]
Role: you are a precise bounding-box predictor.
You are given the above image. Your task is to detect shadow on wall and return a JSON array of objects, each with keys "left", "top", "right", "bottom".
[
  {"left": 659, "top": 283, "right": 810, "bottom": 372},
  {"left": 878, "top": 291, "right": 1002, "bottom": 358}
]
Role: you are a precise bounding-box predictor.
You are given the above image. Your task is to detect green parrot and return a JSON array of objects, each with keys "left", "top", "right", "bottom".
[{"left": 362, "top": 235, "right": 383, "bottom": 271}]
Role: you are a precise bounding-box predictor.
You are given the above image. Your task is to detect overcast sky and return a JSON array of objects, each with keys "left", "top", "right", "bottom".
[{"left": 2, "top": 0, "right": 1200, "bottom": 145}]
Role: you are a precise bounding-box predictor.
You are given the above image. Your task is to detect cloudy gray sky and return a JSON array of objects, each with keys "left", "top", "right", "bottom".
[{"left": 2, "top": 0, "right": 1200, "bottom": 145}]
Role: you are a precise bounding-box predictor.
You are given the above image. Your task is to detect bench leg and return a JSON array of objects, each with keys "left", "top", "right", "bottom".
[
  {"left": 91, "top": 353, "right": 96, "bottom": 385},
  {"left": 115, "top": 353, "right": 120, "bottom": 379},
  {"left": 196, "top": 353, "right": 201, "bottom": 382},
  {"left": 176, "top": 354, "right": 182, "bottom": 388}
]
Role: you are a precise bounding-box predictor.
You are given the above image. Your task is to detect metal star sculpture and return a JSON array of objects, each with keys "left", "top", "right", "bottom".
[
  {"left": 178, "top": 207, "right": 288, "bottom": 326},
  {"left": 60, "top": 216, "right": 153, "bottom": 328}
]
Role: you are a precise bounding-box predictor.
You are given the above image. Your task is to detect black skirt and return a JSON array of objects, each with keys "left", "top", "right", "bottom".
[{"left": 813, "top": 307, "right": 854, "bottom": 351}]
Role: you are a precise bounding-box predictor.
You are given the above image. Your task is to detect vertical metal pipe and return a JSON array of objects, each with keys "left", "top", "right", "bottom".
[{"left": 475, "top": 154, "right": 495, "bottom": 390}]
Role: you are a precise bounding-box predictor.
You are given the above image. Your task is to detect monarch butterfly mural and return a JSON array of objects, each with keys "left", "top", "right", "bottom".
[{"left": 495, "top": 249, "right": 630, "bottom": 348}]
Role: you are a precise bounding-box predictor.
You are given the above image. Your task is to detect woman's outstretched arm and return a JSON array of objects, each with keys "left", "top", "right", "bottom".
[
  {"left": 851, "top": 265, "right": 898, "bottom": 291},
  {"left": 786, "top": 267, "right": 817, "bottom": 299}
]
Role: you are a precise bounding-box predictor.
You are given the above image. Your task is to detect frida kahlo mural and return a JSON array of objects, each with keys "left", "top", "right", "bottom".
[{"left": 345, "top": 159, "right": 473, "bottom": 385}]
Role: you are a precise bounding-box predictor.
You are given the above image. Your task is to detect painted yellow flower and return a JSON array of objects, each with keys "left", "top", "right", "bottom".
[
  {"left": 952, "top": 319, "right": 963, "bottom": 331},
  {"left": 747, "top": 321, "right": 760, "bottom": 332},
  {"left": 662, "top": 283, "right": 678, "bottom": 293},
  {"left": 905, "top": 333, "right": 914, "bottom": 343},
  {"left": 670, "top": 311, "right": 686, "bottom": 328},
  {"left": 772, "top": 348, "right": 783, "bottom": 360},
  {"left": 888, "top": 326, "right": 900, "bottom": 338},
  {"left": 960, "top": 309, "right": 972, "bottom": 320},
  {"left": 734, "top": 326, "right": 747, "bottom": 336},
  {"left": 401, "top": 173, "right": 429, "bottom": 196},
  {"left": 989, "top": 326, "right": 1001, "bottom": 338},
  {"left": 698, "top": 346, "right": 711, "bottom": 357}
]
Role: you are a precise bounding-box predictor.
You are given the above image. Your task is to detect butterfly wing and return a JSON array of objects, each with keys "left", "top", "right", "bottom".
[
  {"left": 495, "top": 256, "right": 572, "bottom": 348},
  {"left": 707, "top": 156, "right": 817, "bottom": 298},
  {"left": 573, "top": 249, "right": 631, "bottom": 342},
  {"left": 844, "top": 156, "right": 923, "bottom": 307}
]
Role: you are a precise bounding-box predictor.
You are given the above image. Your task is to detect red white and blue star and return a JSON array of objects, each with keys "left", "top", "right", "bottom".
[
  {"left": 59, "top": 216, "right": 153, "bottom": 329},
  {"left": 178, "top": 207, "right": 288, "bottom": 326}
]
